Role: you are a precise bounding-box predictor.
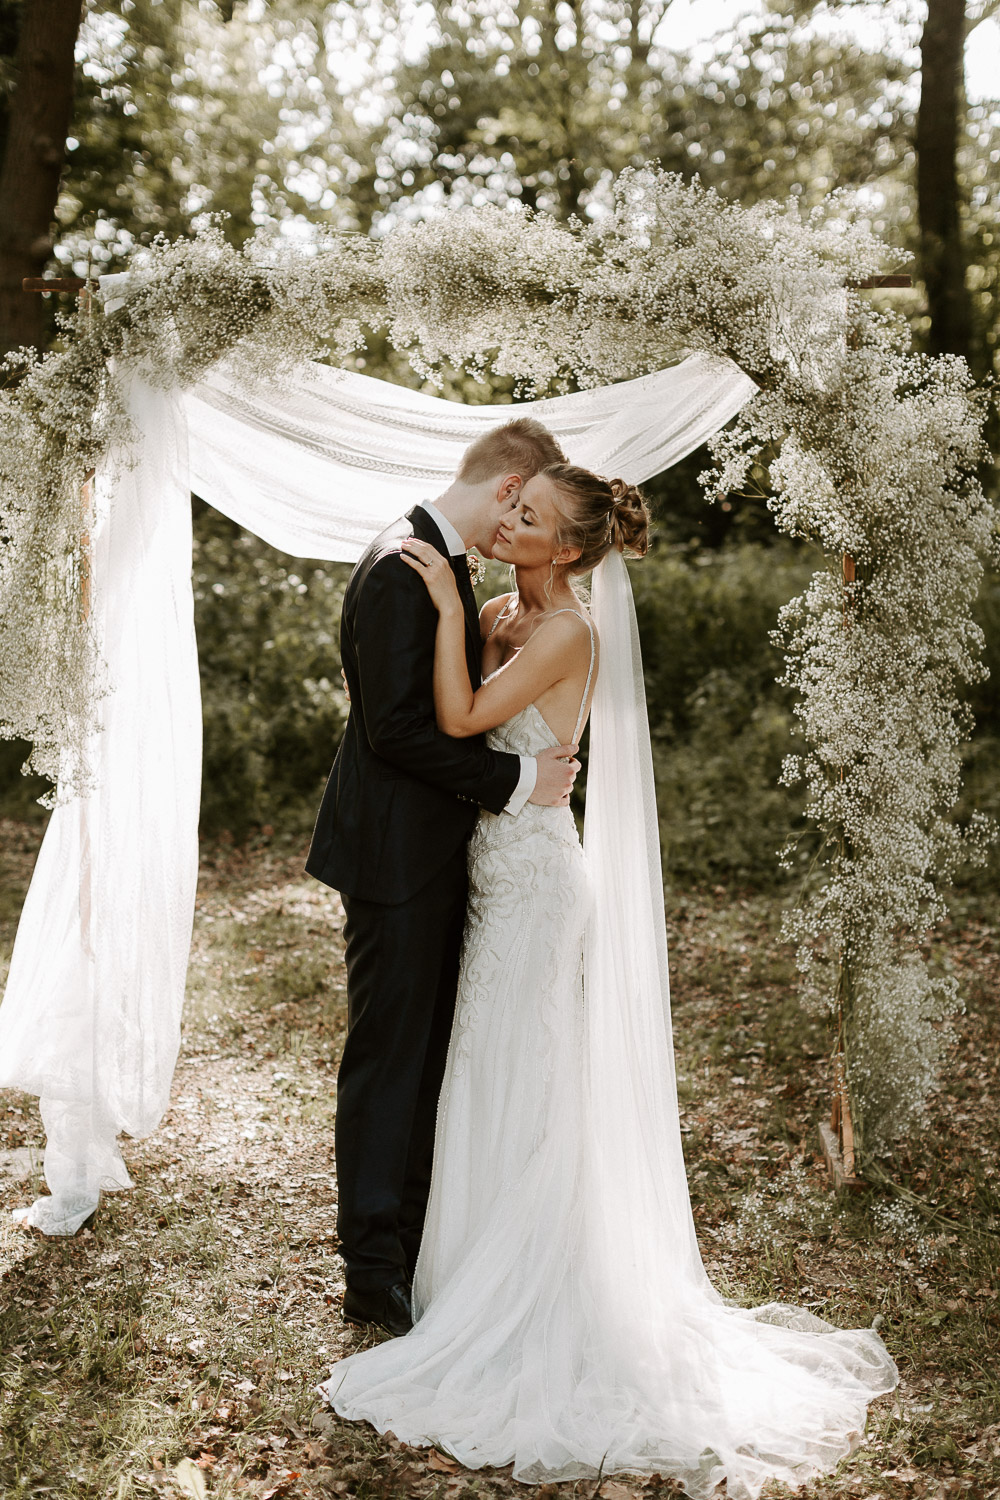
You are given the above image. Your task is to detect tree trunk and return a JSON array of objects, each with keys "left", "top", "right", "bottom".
[
  {"left": 916, "top": 0, "right": 973, "bottom": 359},
  {"left": 0, "top": 0, "right": 84, "bottom": 359}
]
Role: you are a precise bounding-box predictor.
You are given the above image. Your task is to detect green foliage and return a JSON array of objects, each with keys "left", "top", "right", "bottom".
[
  {"left": 634, "top": 542, "right": 818, "bottom": 887},
  {"left": 56, "top": 0, "right": 366, "bottom": 275},
  {"left": 366, "top": 0, "right": 913, "bottom": 223},
  {"left": 0, "top": 492, "right": 352, "bottom": 840},
  {"left": 633, "top": 541, "right": 814, "bottom": 742},
  {"left": 191, "top": 504, "right": 350, "bottom": 841},
  {"left": 657, "top": 692, "right": 811, "bottom": 889}
]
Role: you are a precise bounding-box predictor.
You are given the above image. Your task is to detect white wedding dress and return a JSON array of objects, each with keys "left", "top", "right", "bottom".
[{"left": 320, "top": 567, "right": 898, "bottom": 1499}]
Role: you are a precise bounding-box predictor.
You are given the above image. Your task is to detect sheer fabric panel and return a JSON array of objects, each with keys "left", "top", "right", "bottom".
[{"left": 0, "top": 375, "right": 201, "bottom": 1233}]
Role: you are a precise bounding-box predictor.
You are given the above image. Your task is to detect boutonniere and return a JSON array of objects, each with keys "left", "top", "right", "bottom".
[{"left": 467, "top": 550, "right": 486, "bottom": 587}]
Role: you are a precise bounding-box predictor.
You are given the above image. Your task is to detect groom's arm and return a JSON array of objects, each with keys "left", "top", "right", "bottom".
[{"left": 353, "top": 554, "right": 521, "bottom": 815}]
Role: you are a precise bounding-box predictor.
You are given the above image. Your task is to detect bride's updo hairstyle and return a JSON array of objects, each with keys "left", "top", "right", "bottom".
[{"left": 543, "top": 463, "right": 650, "bottom": 575}]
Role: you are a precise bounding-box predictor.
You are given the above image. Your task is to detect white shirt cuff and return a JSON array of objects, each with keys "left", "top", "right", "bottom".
[{"left": 503, "top": 755, "right": 536, "bottom": 815}]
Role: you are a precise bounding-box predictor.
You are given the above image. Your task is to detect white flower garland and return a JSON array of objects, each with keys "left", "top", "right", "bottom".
[{"left": 1, "top": 169, "right": 996, "bottom": 1165}]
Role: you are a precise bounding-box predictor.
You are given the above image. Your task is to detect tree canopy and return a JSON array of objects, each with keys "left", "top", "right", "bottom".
[{"left": 0, "top": 0, "right": 997, "bottom": 375}]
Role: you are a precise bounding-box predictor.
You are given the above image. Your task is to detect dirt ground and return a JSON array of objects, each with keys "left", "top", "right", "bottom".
[{"left": 1, "top": 818, "right": 997, "bottom": 1500}]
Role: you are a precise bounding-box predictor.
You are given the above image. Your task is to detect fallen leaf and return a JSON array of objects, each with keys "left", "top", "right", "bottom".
[
  {"left": 393, "top": 1465, "right": 423, "bottom": 1488},
  {"left": 601, "top": 1484, "right": 640, "bottom": 1500},
  {"left": 427, "top": 1449, "right": 461, "bottom": 1474},
  {"left": 173, "top": 1457, "right": 208, "bottom": 1500},
  {"left": 310, "top": 1409, "right": 338, "bottom": 1438},
  {"left": 261, "top": 1478, "right": 302, "bottom": 1500}
]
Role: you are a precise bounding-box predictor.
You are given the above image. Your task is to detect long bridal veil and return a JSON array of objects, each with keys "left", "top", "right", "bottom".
[{"left": 578, "top": 550, "right": 897, "bottom": 1496}]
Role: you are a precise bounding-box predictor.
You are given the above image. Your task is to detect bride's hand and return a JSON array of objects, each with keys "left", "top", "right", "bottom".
[{"left": 401, "top": 538, "right": 463, "bottom": 617}]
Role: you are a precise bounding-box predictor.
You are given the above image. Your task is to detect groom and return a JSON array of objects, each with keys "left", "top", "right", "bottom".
[{"left": 306, "top": 417, "right": 579, "bottom": 1337}]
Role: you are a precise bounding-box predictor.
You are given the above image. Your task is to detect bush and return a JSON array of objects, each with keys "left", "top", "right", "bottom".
[
  {"left": 631, "top": 542, "right": 818, "bottom": 887},
  {"left": 192, "top": 504, "right": 351, "bottom": 841}
]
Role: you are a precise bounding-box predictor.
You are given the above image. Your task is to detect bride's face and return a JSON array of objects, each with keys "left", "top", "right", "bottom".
[{"left": 492, "top": 473, "right": 565, "bottom": 568}]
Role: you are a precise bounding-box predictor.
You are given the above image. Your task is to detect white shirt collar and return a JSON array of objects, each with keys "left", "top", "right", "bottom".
[{"left": 421, "top": 499, "right": 467, "bottom": 558}]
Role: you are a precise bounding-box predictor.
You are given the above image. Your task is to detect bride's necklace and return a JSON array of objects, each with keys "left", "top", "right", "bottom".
[{"left": 497, "top": 593, "right": 541, "bottom": 655}]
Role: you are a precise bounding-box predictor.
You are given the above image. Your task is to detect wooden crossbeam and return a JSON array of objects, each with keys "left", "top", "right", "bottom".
[
  {"left": 22, "top": 276, "right": 89, "bottom": 293},
  {"left": 847, "top": 275, "right": 913, "bottom": 289}
]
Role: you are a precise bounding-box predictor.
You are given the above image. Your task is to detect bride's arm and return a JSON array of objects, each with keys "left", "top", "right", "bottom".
[
  {"left": 401, "top": 539, "right": 588, "bottom": 737},
  {"left": 399, "top": 540, "right": 476, "bottom": 732}
]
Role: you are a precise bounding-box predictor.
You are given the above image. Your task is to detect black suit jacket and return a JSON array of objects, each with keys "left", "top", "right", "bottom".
[{"left": 305, "top": 505, "right": 522, "bottom": 904}]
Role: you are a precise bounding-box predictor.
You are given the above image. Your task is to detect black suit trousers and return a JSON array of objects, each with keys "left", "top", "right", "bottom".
[{"left": 336, "top": 844, "right": 469, "bottom": 1291}]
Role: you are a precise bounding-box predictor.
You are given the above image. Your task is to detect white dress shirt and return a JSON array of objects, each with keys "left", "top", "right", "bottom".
[{"left": 420, "top": 500, "right": 536, "bottom": 815}]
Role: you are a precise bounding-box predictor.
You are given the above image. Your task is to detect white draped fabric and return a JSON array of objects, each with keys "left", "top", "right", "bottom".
[
  {"left": 186, "top": 355, "right": 755, "bottom": 558},
  {"left": 0, "top": 336, "right": 755, "bottom": 1234}
]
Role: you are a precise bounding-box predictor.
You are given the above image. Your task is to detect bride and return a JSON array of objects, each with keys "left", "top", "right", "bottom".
[{"left": 319, "top": 461, "right": 898, "bottom": 1499}]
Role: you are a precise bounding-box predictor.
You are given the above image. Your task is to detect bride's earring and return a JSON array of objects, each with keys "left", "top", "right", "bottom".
[{"left": 547, "top": 559, "right": 557, "bottom": 598}]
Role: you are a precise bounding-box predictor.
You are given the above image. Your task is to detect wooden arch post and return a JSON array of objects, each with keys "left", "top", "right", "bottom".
[{"left": 816, "top": 273, "right": 912, "bottom": 1191}]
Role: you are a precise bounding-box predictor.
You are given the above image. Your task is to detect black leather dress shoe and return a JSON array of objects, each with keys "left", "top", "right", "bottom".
[{"left": 342, "top": 1280, "right": 414, "bottom": 1337}]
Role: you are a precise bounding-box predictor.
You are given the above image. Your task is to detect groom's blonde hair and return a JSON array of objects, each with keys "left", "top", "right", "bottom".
[{"left": 458, "top": 417, "right": 564, "bottom": 485}]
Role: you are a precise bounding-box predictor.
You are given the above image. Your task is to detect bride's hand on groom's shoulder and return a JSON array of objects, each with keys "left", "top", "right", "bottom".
[
  {"left": 529, "top": 744, "right": 580, "bottom": 806},
  {"left": 401, "top": 538, "right": 463, "bottom": 617}
]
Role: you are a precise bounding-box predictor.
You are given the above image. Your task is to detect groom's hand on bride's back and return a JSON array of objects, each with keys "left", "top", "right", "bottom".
[{"left": 529, "top": 745, "right": 580, "bottom": 806}]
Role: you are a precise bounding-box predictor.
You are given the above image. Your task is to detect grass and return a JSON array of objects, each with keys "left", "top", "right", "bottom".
[{"left": 1, "top": 819, "right": 998, "bottom": 1500}]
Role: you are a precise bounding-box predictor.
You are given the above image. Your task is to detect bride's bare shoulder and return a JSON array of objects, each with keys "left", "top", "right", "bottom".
[
  {"left": 532, "top": 607, "right": 598, "bottom": 659},
  {"left": 479, "top": 592, "right": 515, "bottom": 639}
]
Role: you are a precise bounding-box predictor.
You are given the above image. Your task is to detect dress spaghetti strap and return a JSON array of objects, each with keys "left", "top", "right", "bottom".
[{"left": 544, "top": 609, "right": 596, "bottom": 743}]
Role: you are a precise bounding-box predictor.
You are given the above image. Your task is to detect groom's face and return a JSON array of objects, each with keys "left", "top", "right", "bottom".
[{"left": 477, "top": 472, "right": 524, "bottom": 558}]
